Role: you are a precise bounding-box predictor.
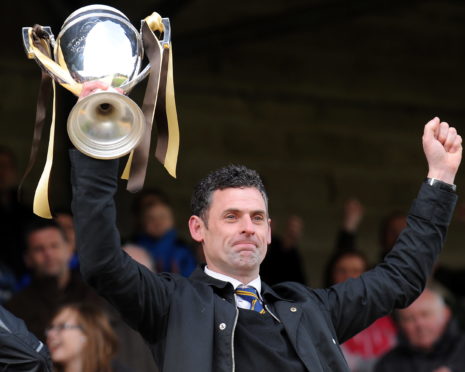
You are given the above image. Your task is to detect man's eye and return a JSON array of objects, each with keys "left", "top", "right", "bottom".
[
  {"left": 225, "top": 214, "right": 236, "bottom": 220},
  {"left": 253, "top": 215, "right": 265, "bottom": 222}
]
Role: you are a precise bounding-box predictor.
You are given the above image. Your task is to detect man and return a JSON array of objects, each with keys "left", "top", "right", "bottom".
[
  {"left": 70, "top": 108, "right": 461, "bottom": 371},
  {"left": 375, "top": 288, "right": 465, "bottom": 372},
  {"left": 131, "top": 197, "right": 197, "bottom": 276},
  {"left": 5, "top": 220, "right": 98, "bottom": 340}
]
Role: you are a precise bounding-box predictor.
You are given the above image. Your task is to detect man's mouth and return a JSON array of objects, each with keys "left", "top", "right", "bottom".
[{"left": 233, "top": 241, "right": 257, "bottom": 249}]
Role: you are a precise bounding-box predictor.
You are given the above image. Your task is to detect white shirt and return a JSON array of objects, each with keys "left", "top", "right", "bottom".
[{"left": 204, "top": 266, "right": 263, "bottom": 310}]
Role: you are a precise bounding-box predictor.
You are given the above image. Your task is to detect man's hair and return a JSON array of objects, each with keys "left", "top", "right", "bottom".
[
  {"left": 23, "top": 218, "right": 68, "bottom": 250},
  {"left": 191, "top": 165, "right": 268, "bottom": 221}
]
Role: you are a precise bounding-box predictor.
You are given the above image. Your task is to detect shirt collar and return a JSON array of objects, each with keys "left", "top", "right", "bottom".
[{"left": 204, "top": 266, "right": 262, "bottom": 293}]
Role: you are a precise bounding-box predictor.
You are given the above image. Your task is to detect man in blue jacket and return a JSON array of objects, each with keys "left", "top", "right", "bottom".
[{"left": 70, "top": 89, "right": 461, "bottom": 372}]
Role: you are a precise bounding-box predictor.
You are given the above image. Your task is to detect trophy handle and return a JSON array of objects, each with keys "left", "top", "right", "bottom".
[
  {"left": 119, "top": 17, "right": 171, "bottom": 92},
  {"left": 22, "top": 26, "right": 82, "bottom": 96}
]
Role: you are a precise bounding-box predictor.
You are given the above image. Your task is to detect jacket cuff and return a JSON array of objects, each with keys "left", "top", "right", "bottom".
[{"left": 409, "top": 183, "right": 458, "bottom": 226}]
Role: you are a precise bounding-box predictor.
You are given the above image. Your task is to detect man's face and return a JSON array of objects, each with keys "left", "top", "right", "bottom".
[
  {"left": 142, "top": 203, "right": 174, "bottom": 238},
  {"left": 189, "top": 187, "right": 271, "bottom": 280},
  {"left": 25, "top": 227, "right": 72, "bottom": 278},
  {"left": 332, "top": 254, "right": 367, "bottom": 284},
  {"left": 397, "top": 290, "right": 451, "bottom": 351}
]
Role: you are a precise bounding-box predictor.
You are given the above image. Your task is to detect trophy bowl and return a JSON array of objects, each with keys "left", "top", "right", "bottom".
[
  {"left": 55, "top": 4, "right": 143, "bottom": 88},
  {"left": 58, "top": 5, "right": 145, "bottom": 159}
]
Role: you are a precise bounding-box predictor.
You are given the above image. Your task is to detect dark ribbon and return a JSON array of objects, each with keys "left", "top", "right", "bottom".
[
  {"left": 18, "top": 26, "right": 53, "bottom": 204},
  {"left": 154, "top": 47, "right": 170, "bottom": 164},
  {"left": 126, "top": 21, "right": 163, "bottom": 192}
]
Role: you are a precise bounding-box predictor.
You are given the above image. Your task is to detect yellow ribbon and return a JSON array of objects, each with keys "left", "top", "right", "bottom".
[
  {"left": 163, "top": 45, "right": 180, "bottom": 178},
  {"left": 27, "top": 29, "right": 82, "bottom": 96},
  {"left": 33, "top": 80, "right": 56, "bottom": 219}
]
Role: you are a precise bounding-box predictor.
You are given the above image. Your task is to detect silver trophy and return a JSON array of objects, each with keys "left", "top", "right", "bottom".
[{"left": 22, "top": 4, "right": 170, "bottom": 159}]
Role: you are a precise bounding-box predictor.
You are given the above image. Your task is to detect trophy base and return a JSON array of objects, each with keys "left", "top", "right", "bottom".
[{"left": 67, "top": 91, "right": 145, "bottom": 159}]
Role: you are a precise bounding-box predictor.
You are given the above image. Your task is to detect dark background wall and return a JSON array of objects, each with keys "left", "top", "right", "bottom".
[{"left": 1, "top": 0, "right": 464, "bottom": 286}]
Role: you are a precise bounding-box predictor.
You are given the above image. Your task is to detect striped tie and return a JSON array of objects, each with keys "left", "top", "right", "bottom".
[{"left": 235, "top": 287, "right": 266, "bottom": 314}]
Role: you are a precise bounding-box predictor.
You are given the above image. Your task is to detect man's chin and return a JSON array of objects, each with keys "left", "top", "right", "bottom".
[{"left": 232, "top": 256, "right": 261, "bottom": 270}]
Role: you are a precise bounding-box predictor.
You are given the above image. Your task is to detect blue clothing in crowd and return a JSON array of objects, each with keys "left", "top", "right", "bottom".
[{"left": 133, "top": 229, "right": 196, "bottom": 277}]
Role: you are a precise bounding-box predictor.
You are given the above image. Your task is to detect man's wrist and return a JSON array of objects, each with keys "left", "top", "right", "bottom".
[{"left": 425, "top": 178, "right": 457, "bottom": 192}]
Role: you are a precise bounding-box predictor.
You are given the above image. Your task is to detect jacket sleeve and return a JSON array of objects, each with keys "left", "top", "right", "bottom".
[
  {"left": 320, "top": 183, "right": 457, "bottom": 343},
  {"left": 70, "top": 149, "right": 177, "bottom": 342}
]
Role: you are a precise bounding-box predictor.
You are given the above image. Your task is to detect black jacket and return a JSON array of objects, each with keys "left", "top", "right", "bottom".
[
  {"left": 375, "top": 320, "right": 465, "bottom": 372},
  {"left": 0, "top": 305, "right": 52, "bottom": 371},
  {"left": 70, "top": 150, "right": 457, "bottom": 372}
]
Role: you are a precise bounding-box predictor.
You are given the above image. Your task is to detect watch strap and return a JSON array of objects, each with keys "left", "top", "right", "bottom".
[{"left": 425, "top": 178, "right": 457, "bottom": 192}]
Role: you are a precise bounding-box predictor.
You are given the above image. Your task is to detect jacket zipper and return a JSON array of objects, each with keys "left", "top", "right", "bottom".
[{"left": 230, "top": 307, "right": 239, "bottom": 372}]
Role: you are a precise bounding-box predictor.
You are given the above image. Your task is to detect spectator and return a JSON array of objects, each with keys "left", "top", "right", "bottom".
[
  {"left": 324, "top": 248, "right": 398, "bottom": 372},
  {"left": 122, "top": 243, "right": 155, "bottom": 272},
  {"left": 131, "top": 197, "right": 196, "bottom": 277},
  {"left": 375, "top": 288, "right": 465, "bottom": 372},
  {"left": 5, "top": 219, "right": 99, "bottom": 340},
  {"left": 5, "top": 219, "right": 158, "bottom": 371},
  {"left": 46, "top": 302, "right": 122, "bottom": 372},
  {"left": 327, "top": 199, "right": 397, "bottom": 372}
]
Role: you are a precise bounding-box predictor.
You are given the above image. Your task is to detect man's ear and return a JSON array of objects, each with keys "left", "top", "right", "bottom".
[{"left": 189, "top": 215, "right": 205, "bottom": 243}]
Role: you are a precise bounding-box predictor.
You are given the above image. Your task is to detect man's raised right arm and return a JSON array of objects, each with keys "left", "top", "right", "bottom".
[{"left": 69, "top": 149, "right": 175, "bottom": 340}]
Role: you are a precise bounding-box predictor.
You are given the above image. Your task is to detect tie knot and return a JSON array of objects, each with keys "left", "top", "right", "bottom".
[
  {"left": 235, "top": 286, "right": 259, "bottom": 299},
  {"left": 235, "top": 287, "right": 265, "bottom": 314}
]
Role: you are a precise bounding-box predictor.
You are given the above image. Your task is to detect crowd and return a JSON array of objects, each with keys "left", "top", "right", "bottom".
[{"left": 0, "top": 119, "right": 463, "bottom": 372}]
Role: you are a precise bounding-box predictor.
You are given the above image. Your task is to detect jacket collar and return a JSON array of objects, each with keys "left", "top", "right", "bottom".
[
  {"left": 190, "top": 265, "right": 287, "bottom": 302},
  {"left": 190, "top": 265, "right": 230, "bottom": 289}
]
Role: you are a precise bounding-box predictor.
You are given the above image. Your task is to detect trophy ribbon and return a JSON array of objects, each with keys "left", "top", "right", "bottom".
[
  {"left": 19, "top": 27, "right": 60, "bottom": 218},
  {"left": 123, "top": 14, "right": 180, "bottom": 191},
  {"left": 122, "top": 19, "right": 163, "bottom": 190},
  {"left": 155, "top": 43, "right": 180, "bottom": 178}
]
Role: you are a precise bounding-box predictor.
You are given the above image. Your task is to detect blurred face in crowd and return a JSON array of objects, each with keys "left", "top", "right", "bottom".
[
  {"left": 142, "top": 202, "right": 174, "bottom": 238},
  {"left": 397, "top": 289, "right": 451, "bottom": 351},
  {"left": 47, "top": 307, "right": 86, "bottom": 368},
  {"left": 189, "top": 187, "right": 271, "bottom": 281},
  {"left": 332, "top": 253, "right": 367, "bottom": 284},
  {"left": 123, "top": 244, "right": 154, "bottom": 272},
  {"left": 25, "top": 227, "right": 72, "bottom": 279}
]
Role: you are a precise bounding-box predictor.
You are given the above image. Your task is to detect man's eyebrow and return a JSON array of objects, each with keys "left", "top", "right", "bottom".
[{"left": 222, "top": 208, "right": 267, "bottom": 214}]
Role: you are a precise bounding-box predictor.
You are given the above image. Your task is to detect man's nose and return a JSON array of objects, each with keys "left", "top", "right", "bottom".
[{"left": 240, "top": 215, "right": 255, "bottom": 234}]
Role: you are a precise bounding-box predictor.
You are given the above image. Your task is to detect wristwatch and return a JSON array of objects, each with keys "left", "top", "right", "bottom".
[{"left": 425, "top": 178, "right": 457, "bottom": 192}]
